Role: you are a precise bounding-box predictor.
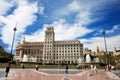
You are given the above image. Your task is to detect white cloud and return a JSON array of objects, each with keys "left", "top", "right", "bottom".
[
  {"left": 24, "top": 28, "right": 45, "bottom": 42},
  {"left": 81, "top": 37, "right": 104, "bottom": 51},
  {"left": 53, "top": 1, "right": 92, "bottom": 27},
  {"left": 52, "top": 1, "right": 80, "bottom": 19},
  {"left": 106, "top": 24, "right": 120, "bottom": 33},
  {"left": 81, "top": 35, "right": 120, "bottom": 51},
  {"left": 44, "top": 1, "right": 92, "bottom": 41},
  {"left": 67, "top": 1, "right": 80, "bottom": 12},
  {"left": 42, "top": 19, "right": 92, "bottom": 41},
  {"left": 0, "top": 0, "right": 44, "bottom": 50},
  {"left": 0, "top": 0, "right": 13, "bottom": 15},
  {"left": 23, "top": 18, "right": 92, "bottom": 45},
  {"left": 38, "top": 6, "right": 44, "bottom": 15},
  {"left": 75, "top": 10, "right": 91, "bottom": 26}
]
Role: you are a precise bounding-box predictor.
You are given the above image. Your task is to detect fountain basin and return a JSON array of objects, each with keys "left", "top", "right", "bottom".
[{"left": 39, "top": 69, "right": 82, "bottom": 74}]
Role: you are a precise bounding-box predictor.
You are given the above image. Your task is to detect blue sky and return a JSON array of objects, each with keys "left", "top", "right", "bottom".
[{"left": 0, "top": 0, "right": 120, "bottom": 54}]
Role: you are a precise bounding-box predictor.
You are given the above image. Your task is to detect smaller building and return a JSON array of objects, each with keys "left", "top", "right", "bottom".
[
  {"left": 15, "top": 38, "right": 44, "bottom": 62},
  {"left": 113, "top": 47, "right": 120, "bottom": 56},
  {"left": 0, "top": 45, "right": 11, "bottom": 56},
  {"left": 113, "top": 48, "right": 120, "bottom": 63}
]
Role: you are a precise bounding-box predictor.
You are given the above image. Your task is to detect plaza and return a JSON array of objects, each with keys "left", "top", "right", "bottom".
[{"left": 0, "top": 68, "right": 120, "bottom": 80}]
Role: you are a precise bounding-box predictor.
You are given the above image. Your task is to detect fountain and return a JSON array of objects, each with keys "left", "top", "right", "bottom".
[
  {"left": 77, "top": 54, "right": 101, "bottom": 69},
  {"left": 31, "top": 57, "right": 37, "bottom": 62},
  {"left": 78, "top": 58, "right": 83, "bottom": 63},
  {"left": 22, "top": 55, "right": 37, "bottom": 62},
  {"left": 22, "top": 54, "right": 28, "bottom": 62},
  {"left": 94, "top": 57, "right": 99, "bottom": 63},
  {"left": 85, "top": 54, "right": 91, "bottom": 63},
  {"left": 77, "top": 53, "right": 100, "bottom": 68}
]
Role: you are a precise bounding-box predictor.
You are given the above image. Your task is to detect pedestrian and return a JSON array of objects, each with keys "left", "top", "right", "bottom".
[
  {"left": 65, "top": 64, "right": 69, "bottom": 74},
  {"left": 93, "top": 65, "right": 97, "bottom": 74},
  {"left": 5, "top": 62, "right": 10, "bottom": 77},
  {"left": 90, "top": 65, "right": 93, "bottom": 71},
  {"left": 111, "top": 65, "right": 114, "bottom": 70},
  {"left": 21, "top": 64, "right": 25, "bottom": 69},
  {"left": 36, "top": 64, "right": 39, "bottom": 71},
  {"left": 104, "top": 65, "right": 107, "bottom": 72}
]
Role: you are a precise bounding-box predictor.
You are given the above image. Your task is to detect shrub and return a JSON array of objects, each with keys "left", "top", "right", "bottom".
[{"left": 0, "top": 56, "right": 11, "bottom": 63}]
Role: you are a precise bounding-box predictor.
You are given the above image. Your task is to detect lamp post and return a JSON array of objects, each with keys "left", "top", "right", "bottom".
[
  {"left": 10, "top": 27, "right": 17, "bottom": 60},
  {"left": 102, "top": 30, "right": 108, "bottom": 65}
]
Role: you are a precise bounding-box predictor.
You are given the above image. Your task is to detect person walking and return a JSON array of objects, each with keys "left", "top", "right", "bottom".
[
  {"left": 90, "top": 65, "right": 93, "bottom": 71},
  {"left": 93, "top": 65, "right": 97, "bottom": 74},
  {"left": 21, "top": 64, "right": 25, "bottom": 69},
  {"left": 5, "top": 62, "right": 10, "bottom": 77},
  {"left": 35, "top": 64, "right": 39, "bottom": 71},
  {"left": 65, "top": 64, "right": 69, "bottom": 74}
]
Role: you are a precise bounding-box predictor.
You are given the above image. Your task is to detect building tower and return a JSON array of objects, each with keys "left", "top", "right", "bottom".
[
  {"left": 43, "top": 27, "right": 55, "bottom": 63},
  {"left": 96, "top": 46, "right": 99, "bottom": 53}
]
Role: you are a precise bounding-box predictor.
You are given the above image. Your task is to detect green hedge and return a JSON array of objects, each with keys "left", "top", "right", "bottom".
[{"left": 0, "top": 56, "right": 11, "bottom": 63}]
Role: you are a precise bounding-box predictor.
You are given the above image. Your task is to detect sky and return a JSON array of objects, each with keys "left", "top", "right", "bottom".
[{"left": 0, "top": 0, "right": 120, "bottom": 54}]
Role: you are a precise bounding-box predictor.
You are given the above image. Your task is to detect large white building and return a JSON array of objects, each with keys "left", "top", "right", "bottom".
[{"left": 15, "top": 27, "right": 83, "bottom": 64}]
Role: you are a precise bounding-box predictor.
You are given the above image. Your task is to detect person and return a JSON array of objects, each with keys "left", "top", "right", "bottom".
[
  {"left": 104, "top": 65, "right": 107, "bottom": 72},
  {"left": 111, "top": 65, "right": 114, "bottom": 70},
  {"left": 93, "top": 65, "right": 97, "bottom": 74},
  {"left": 90, "top": 65, "right": 93, "bottom": 71},
  {"left": 35, "top": 64, "right": 39, "bottom": 71},
  {"left": 5, "top": 62, "right": 10, "bottom": 77},
  {"left": 21, "top": 64, "right": 25, "bottom": 69},
  {"left": 65, "top": 64, "right": 69, "bottom": 74}
]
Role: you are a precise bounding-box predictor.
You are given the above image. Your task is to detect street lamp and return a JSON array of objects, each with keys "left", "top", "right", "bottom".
[
  {"left": 10, "top": 27, "right": 17, "bottom": 59},
  {"left": 102, "top": 30, "right": 108, "bottom": 65}
]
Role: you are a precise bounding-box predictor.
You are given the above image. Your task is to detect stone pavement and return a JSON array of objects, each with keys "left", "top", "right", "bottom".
[{"left": 0, "top": 69, "right": 120, "bottom": 80}]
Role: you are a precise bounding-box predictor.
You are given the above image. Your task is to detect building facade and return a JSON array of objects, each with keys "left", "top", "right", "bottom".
[
  {"left": 15, "top": 27, "right": 83, "bottom": 64},
  {"left": 15, "top": 39, "right": 43, "bottom": 62},
  {"left": 0, "top": 45, "right": 11, "bottom": 56}
]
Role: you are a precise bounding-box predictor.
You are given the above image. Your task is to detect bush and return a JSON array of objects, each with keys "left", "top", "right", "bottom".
[
  {"left": 0, "top": 56, "right": 11, "bottom": 63},
  {"left": 99, "top": 63, "right": 106, "bottom": 67},
  {"left": 44, "top": 63, "right": 54, "bottom": 65}
]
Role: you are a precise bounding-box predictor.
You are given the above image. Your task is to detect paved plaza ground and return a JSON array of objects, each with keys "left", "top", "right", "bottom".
[{"left": 0, "top": 69, "right": 120, "bottom": 80}]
